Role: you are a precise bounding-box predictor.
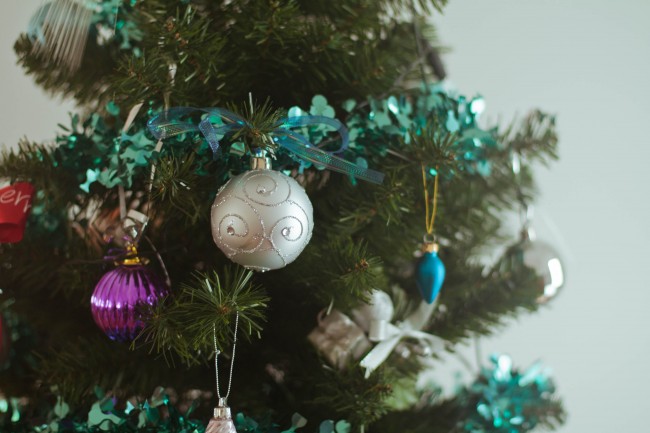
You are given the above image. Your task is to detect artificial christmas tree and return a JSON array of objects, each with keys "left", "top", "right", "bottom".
[{"left": 0, "top": 1, "right": 566, "bottom": 432}]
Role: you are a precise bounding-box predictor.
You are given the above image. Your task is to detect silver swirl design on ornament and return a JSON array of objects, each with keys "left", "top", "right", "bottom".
[
  {"left": 268, "top": 199, "right": 312, "bottom": 259},
  {"left": 242, "top": 171, "right": 291, "bottom": 206},
  {"left": 212, "top": 195, "right": 265, "bottom": 255},
  {"left": 270, "top": 215, "right": 304, "bottom": 242},
  {"left": 219, "top": 213, "right": 249, "bottom": 238}
]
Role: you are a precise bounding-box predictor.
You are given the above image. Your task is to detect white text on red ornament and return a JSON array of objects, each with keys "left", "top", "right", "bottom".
[{"left": 0, "top": 189, "right": 32, "bottom": 213}]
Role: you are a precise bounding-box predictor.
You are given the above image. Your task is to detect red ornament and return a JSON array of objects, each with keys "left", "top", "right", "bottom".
[{"left": 0, "top": 182, "right": 34, "bottom": 243}]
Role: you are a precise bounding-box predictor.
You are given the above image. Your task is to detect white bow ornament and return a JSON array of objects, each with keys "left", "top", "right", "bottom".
[{"left": 354, "top": 295, "right": 445, "bottom": 378}]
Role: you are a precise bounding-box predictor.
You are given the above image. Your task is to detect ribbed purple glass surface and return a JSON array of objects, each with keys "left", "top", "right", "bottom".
[{"left": 90, "top": 264, "right": 168, "bottom": 342}]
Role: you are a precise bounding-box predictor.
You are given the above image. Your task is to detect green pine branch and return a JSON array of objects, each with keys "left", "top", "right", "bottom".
[
  {"left": 287, "top": 237, "right": 387, "bottom": 310},
  {"left": 0, "top": 141, "right": 82, "bottom": 211},
  {"left": 501, "top": 110, "right": 558, "bottom": 165},
  {"left": 36, "top": 336, "right": 208, "bottom": 404},
  {"left": 14, "top": 35, "right": 117, "bottom": 108},
  {"left": 136, "top": 266, "right": 269, "bottom": 365},
  {"left": 116, "top": 4, "right": 228, "bottom": 107},
  {"left": 429, "top": 256, "right": 543, "bottom": 342},
  {"left": 310, "top": 366, "right": 394, "bottom": 429},
  {"left": 149, "top": 151, "right": 215, "bottom": 225}
]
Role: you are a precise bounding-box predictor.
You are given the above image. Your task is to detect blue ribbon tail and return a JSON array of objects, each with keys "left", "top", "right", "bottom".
[
  {"left": 275, "top": 132, "right": 385, "bottom": 184},
  {"left": 282, "top": 115, "right": 350, "bottom": 153},
  {"left": 198, "top": 118, "right": 222, "bottom": 160},
  {"left": 278, "top": 115, "right": 383, "bottom": 184},
  {"left": 147, "top": 107, "right": 201, "bottom": 140}
]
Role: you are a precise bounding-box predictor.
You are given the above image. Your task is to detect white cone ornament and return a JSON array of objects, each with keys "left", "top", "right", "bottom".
[
  {"left": 211, "top": 155, "right": 314, "bottom": 271},
  {"left": 205, "top": 399, "right": 237, "bottom": 433}
]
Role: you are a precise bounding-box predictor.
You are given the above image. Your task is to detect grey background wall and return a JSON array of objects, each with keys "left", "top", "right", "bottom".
[
  {"left": 1, "top": 3, "right": 75, "bottom": 146},
  {"left": 1, "top": 1, "right": 649, "bottom": 432},
  {"left": 433, "top": 1, "right": 650, "bottom": 432}
]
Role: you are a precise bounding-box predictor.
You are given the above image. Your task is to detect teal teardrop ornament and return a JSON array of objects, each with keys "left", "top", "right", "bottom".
[{"left": 416, "top": 242, "right": 446, "bottom": 304}]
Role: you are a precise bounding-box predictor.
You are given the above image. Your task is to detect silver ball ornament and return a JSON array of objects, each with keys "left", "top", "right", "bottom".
[
  {"left": 211, "top": 169, "right": 314, "bottom": 271},
  {"left": 521, "top": 239, "right": 565, "bottom": 303},
  {"left": 506, "top": 230, "right": 565, "bottom": 303}
]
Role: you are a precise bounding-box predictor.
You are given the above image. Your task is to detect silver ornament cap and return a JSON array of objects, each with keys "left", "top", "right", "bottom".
[{"left": 206, "top": 398, "right": 237, "bottom": 433}]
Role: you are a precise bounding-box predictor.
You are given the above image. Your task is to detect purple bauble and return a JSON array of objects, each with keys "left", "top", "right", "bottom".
[{"left": 90, "top": 264, "right": 168, "bottom": 342}]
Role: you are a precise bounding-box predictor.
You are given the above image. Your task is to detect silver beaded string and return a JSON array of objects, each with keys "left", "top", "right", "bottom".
[{"left": 213, "top": 311, "right": 239, "bottom": 403}]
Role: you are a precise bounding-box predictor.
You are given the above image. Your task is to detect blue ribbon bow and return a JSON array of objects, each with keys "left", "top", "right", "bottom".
[{"left": 147, "top": 107, "right": 384, "bottom": 184}]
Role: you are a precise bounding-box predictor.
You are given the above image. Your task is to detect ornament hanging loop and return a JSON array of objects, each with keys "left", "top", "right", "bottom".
[
  {"left": 416, "top": 164, "right": 445, "bottom": 304},
  {"left": 512, "top": 150, "right": 536, "bottom": 238},
  {"left": 519, "top": 204, "right": 537, "bottom": 239},
  {"left": 213, "top": 310, "right": 240, "bottom": 402},
  {"left": 421, "top": 164, "right": 440, "bottom": 236},
  {"left": 421, "top": 234, "right": 439, "bottom": 253}
]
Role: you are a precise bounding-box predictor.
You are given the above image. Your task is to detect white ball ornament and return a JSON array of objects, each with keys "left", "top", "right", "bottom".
[{"left": 211, "top": 166, "right": 314, "bottom": 271}]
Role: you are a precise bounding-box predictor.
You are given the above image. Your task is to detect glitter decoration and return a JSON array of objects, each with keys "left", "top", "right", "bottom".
[
  {"left": 92, "top": 0, "right": 143, "bottom": 55},
  {"left": 52, "top": 87, "right": 496, "bottom": 197},
  {"left": 211, "top": 169, "right": 314, "bottom": 271},
  {"left": 34, "top": 386, "right": 343, "bottom": 433},
  {"left": 280, "top": 413, "right": 308, "bottom": 433},
  {"left": 55, "top": 104, "right": 156, "bottom": 189},
  {"left": 325, "top": 85, "right": 498, "bottom": 176},
  {"left": 459, "top": 354, "right": 564, "bottom": 433},
  {"left": 53, "top": 101, "right": 218, "bottom": 193},
  {"left": 44, "top": 387, "right": 208, "bottom": 432},
  {"left": 90, "top": 258, "right": 168, "bottom": 342},
  {"left": 318, "top": 419, "right": 351, "bottom": 433}
]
